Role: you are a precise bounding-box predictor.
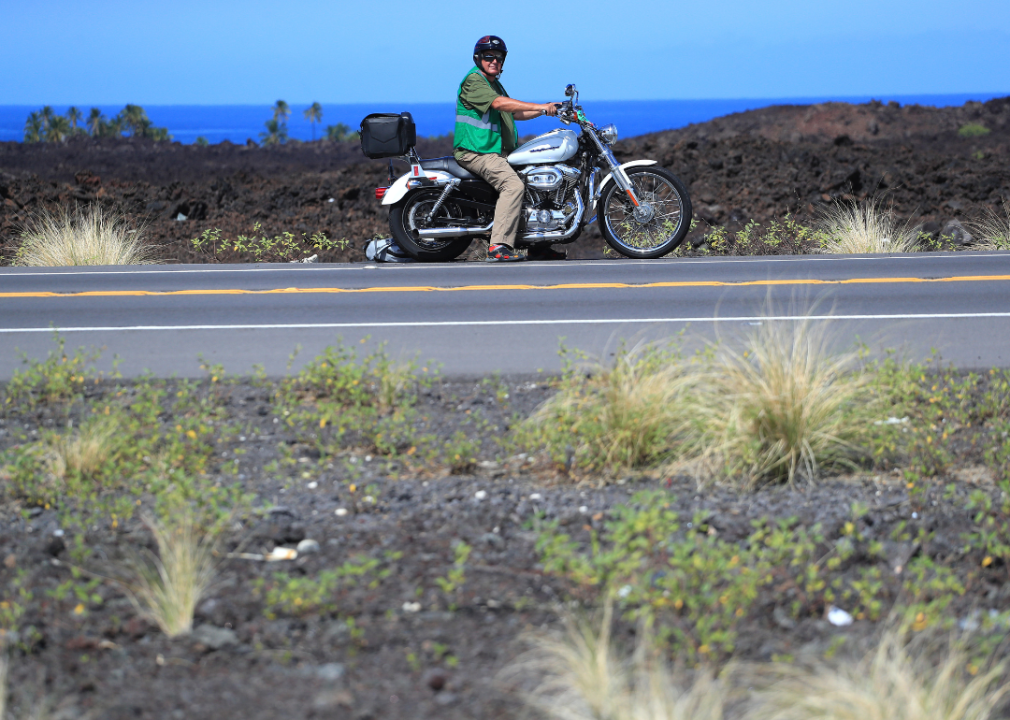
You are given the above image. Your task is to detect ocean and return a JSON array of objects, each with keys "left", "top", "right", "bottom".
[{"left": 1, "top": 94, "right": 1004, "bottom": 145}]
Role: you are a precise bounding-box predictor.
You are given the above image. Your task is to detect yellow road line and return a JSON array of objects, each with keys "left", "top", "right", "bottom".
[{"left": 4, "top": 274, "right": 1010, "bottom": 299}]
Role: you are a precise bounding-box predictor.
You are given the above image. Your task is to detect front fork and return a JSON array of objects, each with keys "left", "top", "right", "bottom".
[
  {"left": 591, "top": 138, "right": 655, "bottom": 224},
  {"left": 601, "top": 147, "right": 640, "bottom": 207}
]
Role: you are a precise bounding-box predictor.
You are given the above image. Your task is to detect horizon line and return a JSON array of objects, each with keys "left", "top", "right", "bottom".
[{"left": 2, "top": 92, "right": 1008, "bottom": 108}]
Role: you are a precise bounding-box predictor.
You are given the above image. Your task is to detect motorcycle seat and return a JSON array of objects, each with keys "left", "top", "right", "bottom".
[{"left": 419, "top": 156, "right": 477, "bottom": 180}]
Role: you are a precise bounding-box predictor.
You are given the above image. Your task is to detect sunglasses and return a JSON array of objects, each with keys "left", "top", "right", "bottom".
[{"left": 480, "top": 53, "right": 504, "bottom": 63}]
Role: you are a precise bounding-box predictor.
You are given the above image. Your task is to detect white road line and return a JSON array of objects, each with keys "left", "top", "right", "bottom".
[
  {"left": 0, "top": 252, "right": 995, "bottom": 278},
  {"left": 4, "top": 312, "right": 1010, "bottom": 333}
]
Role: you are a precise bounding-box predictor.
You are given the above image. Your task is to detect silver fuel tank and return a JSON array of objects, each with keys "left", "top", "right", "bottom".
[{"left": 507, "top": 128, "right": 579, "bottom": 166}]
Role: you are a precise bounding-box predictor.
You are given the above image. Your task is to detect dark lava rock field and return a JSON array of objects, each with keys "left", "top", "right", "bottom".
[{"left": 1, "top": 96, "right": 1007, "bottom": 263}]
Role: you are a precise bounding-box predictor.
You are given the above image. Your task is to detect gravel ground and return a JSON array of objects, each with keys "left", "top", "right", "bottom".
[{"left": 1, "top": 369, "right": 1008, "bottom": 719}]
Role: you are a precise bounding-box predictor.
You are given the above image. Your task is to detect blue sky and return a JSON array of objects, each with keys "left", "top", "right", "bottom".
[{"left": 3, "top": 0, "right": 1008, "bottom": 105}]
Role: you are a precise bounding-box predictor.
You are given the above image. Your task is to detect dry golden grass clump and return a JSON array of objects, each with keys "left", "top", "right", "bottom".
[
  {"left": 819, "top": 199, "right": 920, "bottom": 254},
  {"left": 523, "top": 343, "right": 696, "bottom": 473},
  {"left": 13, "top": 206, "right": 157, "bottom": 267},
  {"left": 0, "top": 651, "right": 46, "bottom": 720},
  {"left": 121, "top": 513, "right": 217, "bottom": 638},
  {"left": 748, "top": 632, "right": 1010, "bottom": 720},
  {"left": 513, "top": 613, "right": 1010, "bottom": 720},
  {"left": 513, "top": 605, "right": 726, "bottom": 720},
  {"left": 969, "top": 199, "right": 1010, "bottom": 251},
  {"left": 0, "top": 651, "right": 6, "bottom": 720},
  {"left": 679, "top": 318, "right": 871, "bottom": 487},
  {"left": 525, "top": 318, "right": 870, "bottom": 486},
  {"left": 44, "top": 417, "right": 118, "bottom": 481}
]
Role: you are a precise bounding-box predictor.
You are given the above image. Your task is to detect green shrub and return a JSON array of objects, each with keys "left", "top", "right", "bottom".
[
  {"left": 2, "top": 335, "right": 108, "bottom": 412},
  {"left": 959, "top": 123, "right": 991, "bottom": 138},
  {"left": 698, "top": 216, "right": 826, "bottom": 256},
  {"left": 277, "top": 342, "right": 433, "bottom": 457}
]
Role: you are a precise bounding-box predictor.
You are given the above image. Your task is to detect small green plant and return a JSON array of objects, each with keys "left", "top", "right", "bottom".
[
  {"left": 959, "top": 123, "right": 991, "bottom": 138},
  {"left": 3, "top": 334, "right": 107, "bottom": 412},
  {"left": 257, "top": 553, "right": 397, "bottom": 618},
  {"left": 190, "top": 223, "right": 348, "bottom": 262},
  {"left": 277, "top": 342, "right": 433, "bottom": 457},
  {"left": 195, "top": 136, "right": 209, "bottom": 146},
  {"left": 696, "top": 216, "right": 826, "bottom": 256},
  {"left": 435, "top": 542, "right": 471, "bottom": 598},
  {"left": 444, "top": 431, "right": 478, "bottom": 474}
]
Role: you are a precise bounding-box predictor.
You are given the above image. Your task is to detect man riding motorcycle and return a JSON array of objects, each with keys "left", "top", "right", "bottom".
[{"left": 454, "top": 35, "right": 564, "bottom": 262}]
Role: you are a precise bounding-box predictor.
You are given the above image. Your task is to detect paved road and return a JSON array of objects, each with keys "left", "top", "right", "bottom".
[{"left": 2, "top": 252, "right": 1010, "bottom": 378}]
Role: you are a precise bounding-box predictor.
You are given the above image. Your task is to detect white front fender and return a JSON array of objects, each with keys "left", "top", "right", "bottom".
[
  {"left": 592, "top": 160, "right": 658, "bottom": 211},
  {"left": 381, "top": 170, "right": 456, "bottom": 206}
]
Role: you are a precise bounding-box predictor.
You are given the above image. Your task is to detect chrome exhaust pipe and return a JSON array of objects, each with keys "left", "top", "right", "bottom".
[
  {"left": 415, "top": 191, "right": 583, "bottom": 241},
  {"left": 417, "top": 220, "right": 493, "bottom": 239}
]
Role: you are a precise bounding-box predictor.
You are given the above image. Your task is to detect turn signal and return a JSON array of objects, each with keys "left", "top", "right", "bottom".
[{"left": 375, "top": 187, "right": 388, "bottom": 199}]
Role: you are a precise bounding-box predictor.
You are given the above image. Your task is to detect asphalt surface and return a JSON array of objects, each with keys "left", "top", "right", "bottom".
[{"left": 2, "top": 252, "right": 1010, "bottom": 378}]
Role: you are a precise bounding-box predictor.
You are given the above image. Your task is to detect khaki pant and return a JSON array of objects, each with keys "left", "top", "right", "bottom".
[{"left": 455, "top": 150, "right": 524, "bottom": 249}]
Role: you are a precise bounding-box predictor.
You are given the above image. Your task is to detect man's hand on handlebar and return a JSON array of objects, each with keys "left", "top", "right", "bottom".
[{"left": 541, "top": 103, "right": 559, "bottom": 117}]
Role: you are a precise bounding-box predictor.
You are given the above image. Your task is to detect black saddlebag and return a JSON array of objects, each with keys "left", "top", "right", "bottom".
[{"left": 359, "top": 112, "right": 416, "bottom": 158}]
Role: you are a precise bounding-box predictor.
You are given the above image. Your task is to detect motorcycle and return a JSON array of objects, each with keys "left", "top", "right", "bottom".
[{"left": 360, "top": 84, "right": 692, "bottom": 261}]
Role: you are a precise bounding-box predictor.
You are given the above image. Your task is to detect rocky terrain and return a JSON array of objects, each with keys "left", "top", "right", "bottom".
[
  {"left": 0, "top": 96, "right": 1007, "bottom": 263},
  {"left": 3, "top": 359, "right": 1010, "bottom": 720}
]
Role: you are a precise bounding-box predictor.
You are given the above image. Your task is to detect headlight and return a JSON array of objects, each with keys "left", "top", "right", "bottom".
[{"left": 599, "top": 124, "right": 618, "bottom": 144}]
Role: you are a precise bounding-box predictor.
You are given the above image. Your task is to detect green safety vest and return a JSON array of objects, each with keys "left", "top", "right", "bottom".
[{"left": 453, "top": 66, "right": 517, "bottom": 155}]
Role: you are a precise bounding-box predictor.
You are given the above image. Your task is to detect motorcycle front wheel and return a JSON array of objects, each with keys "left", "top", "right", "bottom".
[
  {"left": 598, "top": 167, "right": 692, "bottom": 258},
  {"left": 390, "top": 189, "right": 475, "bottom": 262}
]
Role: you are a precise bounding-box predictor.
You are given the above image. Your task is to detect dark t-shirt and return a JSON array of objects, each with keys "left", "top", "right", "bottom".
[{"left": 454, "top": 73, "right": 516, "bottom": 159}]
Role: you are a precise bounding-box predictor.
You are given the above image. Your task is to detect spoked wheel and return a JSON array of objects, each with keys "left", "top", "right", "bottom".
[
  {"left": 389, "top": 189, "right": 474, "bottom": 262},
  {"left": 598, "top": 167, "right": 692, "bottom": 258}
]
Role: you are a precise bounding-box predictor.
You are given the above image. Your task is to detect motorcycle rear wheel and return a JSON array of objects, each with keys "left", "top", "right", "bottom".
[
  {"left": 598, "top": 167, "right": 692, "bottom": 258},
  {"left": 390, "top": 190, "right": 475, "bottom": 262}
]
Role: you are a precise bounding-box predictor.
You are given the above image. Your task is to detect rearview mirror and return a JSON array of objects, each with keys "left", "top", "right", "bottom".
[{"left": 565, "top": 84, "right": 576, "bottom": 97}]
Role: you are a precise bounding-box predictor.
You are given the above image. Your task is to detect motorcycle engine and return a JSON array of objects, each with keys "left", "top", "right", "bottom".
[{"left": 520, "top": 164, "right": 581, "bottom": 232}]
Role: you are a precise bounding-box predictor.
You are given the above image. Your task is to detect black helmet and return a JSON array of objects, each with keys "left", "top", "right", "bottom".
[{"left": 473, "top": 35, "right": 507, "bottom": 65}]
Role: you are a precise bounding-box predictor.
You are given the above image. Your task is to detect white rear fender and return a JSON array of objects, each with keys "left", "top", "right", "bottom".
[
  {"left": 592, "top": 160, "right": 658, "bottom": 211},
  {"left": 381, "top": 170, "right": 456, "bottom": 206}
]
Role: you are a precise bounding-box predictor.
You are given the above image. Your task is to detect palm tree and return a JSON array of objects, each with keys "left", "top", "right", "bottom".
[
  {"left": 101, "top": 114, "right": 125, "bottom": 138},
  {"left": 325, "top": 123, "right": 351, "bottom": 142},
  {"left": 86, "top": 108, "right": 105, "bottom": 136},
  {"left": 46, "top": 115, "right": 71, "bottom": 143},
  {"left": 119, "top": 104, "right": 150, "bottom": 137},
  {"left": 272, "top": 100, "right": 290, "bottom": 124},
  {"left": 260, "top": 118, "right": 288, "bottom": 146},
  {"left": 303, "top": 102, "right": 323, "bottom": 141},
  {"left": 23, "top": 112, "right": 44, "bottom": 143},
  {"left": 40, "top": 106, "right": 56, "bottom": 134},
  {"left": 66, "top": 106, "right": 82, "bottom": 133}
]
